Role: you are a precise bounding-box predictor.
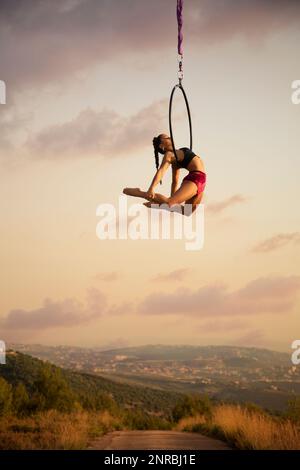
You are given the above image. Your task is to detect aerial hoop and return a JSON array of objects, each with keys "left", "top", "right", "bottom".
[
  {"left": 169, "top": 0, "right": 193, "bottom": 162},
  {"left": 169, "top": 83, "right": 193, "bottom": 162}
]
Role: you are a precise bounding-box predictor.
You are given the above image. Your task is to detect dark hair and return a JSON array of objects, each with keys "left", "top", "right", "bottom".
[{"left": 152, "top": 136, "right": 164, "bottom": 184}]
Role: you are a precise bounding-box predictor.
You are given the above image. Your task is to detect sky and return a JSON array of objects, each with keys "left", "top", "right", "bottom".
[{"left": 0, "top": 0, "right": 300, "bottom": 352}]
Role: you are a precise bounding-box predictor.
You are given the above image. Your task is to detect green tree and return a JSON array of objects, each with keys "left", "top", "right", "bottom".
[
  {"left": 0, "top": 377, "right": 13, "bottom": 416},
  {"left": 172, "top": 394, "right": 212, "bottom": 422},
  {"left": 31, "top": 364, "right": 76, "bottom": 412},
  {"left": 13, "top": 382, "right": 30, "bottom": 416}
]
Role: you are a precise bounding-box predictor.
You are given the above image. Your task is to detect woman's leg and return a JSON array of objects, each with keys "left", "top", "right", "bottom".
[
  {"left": 148, "top": 182, "right": 198, "bottom": 215},
  {"left": 124, "top": 181, "right": 197, "bottom": 207},
  {"left": 183, "top": 191, "right": 204, "bottom": 215},
  {"left": 123, "top": 187, "right": 147, "bottom": 198},
  {"left": 123, "top": 187, "right": 170, "bottom": 203},
  {"left": 163, "top": 181, "right": 197, "bottom": 207}
]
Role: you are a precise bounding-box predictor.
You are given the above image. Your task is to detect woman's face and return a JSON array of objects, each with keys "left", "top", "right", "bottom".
[
  {"left": 157, "top": 144, "right": 166, "bottom": 155},
  {"left": 158, "top": 136, "right": 169, "bottom": 154}
]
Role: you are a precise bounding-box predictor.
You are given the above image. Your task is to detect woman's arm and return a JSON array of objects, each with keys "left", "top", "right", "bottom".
[
  {"left": 147, "top": 153, "right": 171, "bottom": 196},
  {"left": 171, "top": 165, "right": 180, "bottom": 196}
]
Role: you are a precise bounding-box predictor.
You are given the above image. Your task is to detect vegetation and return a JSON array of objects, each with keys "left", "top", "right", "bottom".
[
  {"left": 0, "top": 410, "right": 122, "bottom": 450},
  {"left": 172, "top": 393, "right": 212, "bottom": 422},
  {"left": 0, "top": 351, "right": 178, "bottom": 449},
  {"left": 1, "top": 351, "right": 300, "bottom": 450},
  {"left": 286, "top": 396, "right": 300, "bottom": 423},
  {"left": 174, "top": 402, "right": 300, "bottom": 450},
  {"left": 1, "top": 351, "right": 180, "bottom": 417}
]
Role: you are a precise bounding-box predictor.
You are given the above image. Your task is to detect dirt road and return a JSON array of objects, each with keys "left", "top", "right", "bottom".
[{"left": 88, "top": 430, "right": 231, "bottom": 450}]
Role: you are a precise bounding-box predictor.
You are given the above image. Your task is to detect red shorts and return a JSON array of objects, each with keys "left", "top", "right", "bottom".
[{"left": 182, "top": 171, "right": 206, "bottom": 195}]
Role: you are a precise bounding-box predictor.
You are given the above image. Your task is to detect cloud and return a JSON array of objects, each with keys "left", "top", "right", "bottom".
[
  {"left": 1, "top": 298, "right": 90, "bottom": 330},
  {"left": 1, "top": 288, "right": 107, "bottom": 330},
  {"left": 0, "top": 0, "right": 169, "bottom": 90},
  {"left": 237, "top": 276, "right": 300, "bottom": 299},
  {"left": 106, "top": 302, "right": 134, "bottom": 316},
  {"left": 1, "top": 0, "right": 299, "bottom": 91},
  {"left": 206, "top": 194, "right": 247, "bottom": 215},
  {"left": 0, "top": 286, "right": 134, "bottom": 332},
  {"left": 232, "top": 329, "right": 266, "bottom": 347},
  {"left": 199, "top": 319, "right": 249, "bottom": 333},
  {"left": 0, "top": 107, "right": 32, "bottom": 166},
  {"left": 151, "top": 268, "right": 192, "bottom": 283},
  {"left": 93, "top": 271, "right": 121, "bottom": 282},
  {"left": 26, "top": 100, "right": 168, "bottom": 159},
  {"left": 85, "top": 288, "right": 107, "bottom": 317},
  {"left": 139, "top": 275, "right": 300, "bottom": 317},
  {"left": 189, "top": 0, "right": 300, "bottom": 46},
  {"left": 98, "top": 337, "right": 130, "bottom": 351},
  {"left": 252, "top": 232, "right": 300, "bottom": 253},
  {"left": 197, "top": 323, "right": 269, "bottom": 349}
]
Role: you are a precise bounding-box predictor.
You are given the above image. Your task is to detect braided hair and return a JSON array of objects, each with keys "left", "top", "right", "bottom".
[{"left": 152, "top": 135, "right": 165, "bottom": 184}]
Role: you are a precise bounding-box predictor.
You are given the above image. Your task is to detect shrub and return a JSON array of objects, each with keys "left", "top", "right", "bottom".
[
  {"left": 0, "top": 378, "right": 12, "bottom": 416},
  {"left": 172, "top": 394, "right": 212, "bottom": 422},
  {"left": 286, "top": 396, "right": 300, "bottom": 423},
  {"left": 12, "top": 383, "right": 30, "bottom": 416},
  {"left": 30, "top": 364, "right": 77, "bottom": 413},
  {"left": 123, "top": 408, "right": 172, "bottom": 430}
]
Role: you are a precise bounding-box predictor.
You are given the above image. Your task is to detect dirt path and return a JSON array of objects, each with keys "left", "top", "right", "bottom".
[{"left": 88, "top": 430, "right": 231, "bottom": 450}]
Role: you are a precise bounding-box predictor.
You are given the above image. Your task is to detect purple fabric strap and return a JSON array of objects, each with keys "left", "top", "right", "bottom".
[{"left": 177, "top": 0, "right": 183, "bottom": 56}]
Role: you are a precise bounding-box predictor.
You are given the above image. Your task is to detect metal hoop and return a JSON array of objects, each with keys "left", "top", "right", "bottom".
[{"left": 168, "top": 83, "right": 193, "bottom": 162}]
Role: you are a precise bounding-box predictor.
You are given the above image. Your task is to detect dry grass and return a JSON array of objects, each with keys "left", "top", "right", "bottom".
[
  {"left": 89, "top": 410, "right": 123, "bottom": 438},
  {"left": 175, "top": 404, "right": 300, "bottom": 450},
  {"left": 0, "top": 410, "right": 123, "bottom": 450},
  {"left": 2, "top": 404, "right": 300, "bottom": 450},
  {"left": 174, "top": 413, "right": 206, "bottom": 431},
  {"left": 213, "top": 404, "right": 300, "bottom": 450}
]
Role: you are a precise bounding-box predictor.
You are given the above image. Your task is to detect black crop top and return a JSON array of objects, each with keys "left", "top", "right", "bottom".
[{"left": 176, "top": 147, "right": 197, "bottom": 169}]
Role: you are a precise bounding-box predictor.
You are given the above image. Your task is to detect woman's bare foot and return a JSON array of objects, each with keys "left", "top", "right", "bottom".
[
  {"left": 123, "top": 187, "right": 142, "bottom": 197},
  {"left": 143, "top": 201, "right": 183, "bottom": 214}
]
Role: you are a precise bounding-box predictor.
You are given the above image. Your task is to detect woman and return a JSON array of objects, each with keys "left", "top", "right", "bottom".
[{"left": 123, "top": 133, "right": 206, "bottom": 215}]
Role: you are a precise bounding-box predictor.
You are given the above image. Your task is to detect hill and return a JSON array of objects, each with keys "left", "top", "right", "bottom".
[
  {"left": 9, "top": 343, "right": 300, "bottom": 412},
  {"left": 0, "top": 351, "right": 182, "bottom": 418}
]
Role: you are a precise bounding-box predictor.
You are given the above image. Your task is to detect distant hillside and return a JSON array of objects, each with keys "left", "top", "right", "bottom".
[
  {"left": 0, "top": 351, "right": 182, "bottom": 418},
  {"left": 95, "top": 344, "right": 292, "bottom": 365},
  {"left": 8, "top": 344, "right": 300, "bottom": 413},
  {"left": 11, "top": 343, "right": 291, "bottom": 364}
]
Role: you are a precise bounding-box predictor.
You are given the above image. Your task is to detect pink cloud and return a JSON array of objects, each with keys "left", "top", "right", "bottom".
[
  {"left": 252, "top": 232, "right": 300, "bottom": 253},
  {"left": 106, "top": 302, "right": 134, "bottom": 316},
  {"left": 139, "top": 275, "right": 300, "bottom": 317},
  {"left": 1, "top": 1, "right": 299, "bottom": 92},
  {"left": 0, "top": 287, "right": 134, "bottom": 334},
  {"left": 26, "top": 100, "right": 168, "bottom": 159},
  {"left": 206, "top": 194, "right": 247, "bottom": 215},
  {"left": 93, "top": 271, "right": 121, "bottom": 282},
  {"left": 1, "top": 288, "right": 106, "bottom": 330},
  {"left": 232, "top": 329, "right": 266, "bottom": 348},
  {"left": 1, "top": 298, "right": 90, "bottom": 330},
  {"left": 199, "top": 319, "right": 249, "bottom": 333},
  {"left": 151, "top": 268, "right": 193, "bottom": 283}
]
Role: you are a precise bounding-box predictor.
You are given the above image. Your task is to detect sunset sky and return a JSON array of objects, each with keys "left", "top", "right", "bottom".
[{"left": 0, "top": 0, "right": 300, "bottom": 352}]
